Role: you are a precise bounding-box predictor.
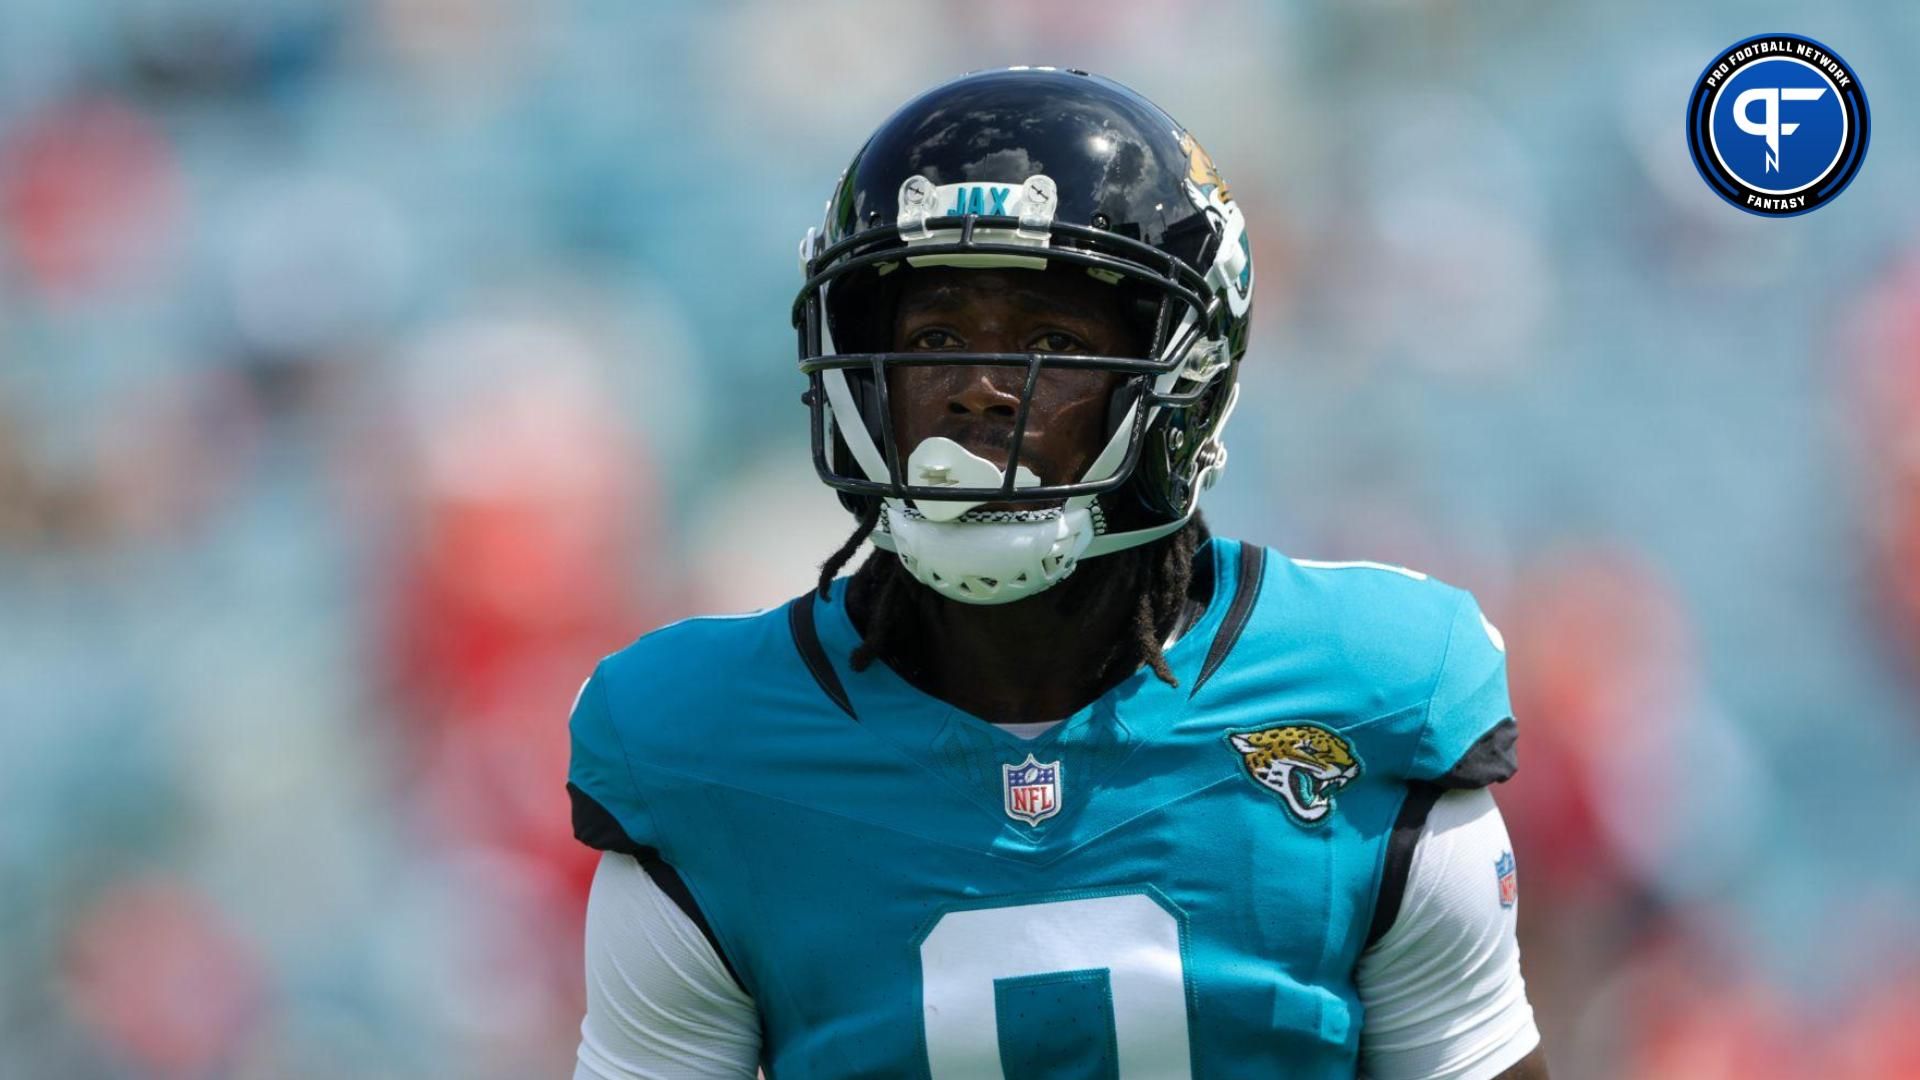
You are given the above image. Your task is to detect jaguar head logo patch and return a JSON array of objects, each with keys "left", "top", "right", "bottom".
[{"left": 1229, "top": 723, "right": 1362, "bottom": 825}]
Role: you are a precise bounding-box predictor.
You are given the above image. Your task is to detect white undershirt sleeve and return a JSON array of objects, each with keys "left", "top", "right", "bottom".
[
  {"left": 575, "top": 852, "right": 762, "bottom": 1080},
  {"left": 1356, "top": 787, "right": 1541, "bottom": 1080}
]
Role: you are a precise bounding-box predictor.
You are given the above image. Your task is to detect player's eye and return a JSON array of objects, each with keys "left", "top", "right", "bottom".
[
  {"left": 1029, "top": 330, "right": 1088, "bottom": 354},
  {"left": 907, "top": 328, "right": 962, "bottom": 351}
]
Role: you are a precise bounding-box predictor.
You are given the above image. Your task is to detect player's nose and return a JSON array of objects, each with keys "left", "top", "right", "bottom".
[{"left": 947, "top": 367, "right": 1023, "bottom": 422}]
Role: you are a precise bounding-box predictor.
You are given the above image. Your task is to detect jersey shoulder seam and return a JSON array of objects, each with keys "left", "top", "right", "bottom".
[
  {"left": 1413, "top": 588, "right": 1474, "bottom": 769},
  {"left": 590, "top": 658, "right": 674, "bottom": 867},
  {"left": 1288, "top": 557, "right": 1430, "bottom": 580}
]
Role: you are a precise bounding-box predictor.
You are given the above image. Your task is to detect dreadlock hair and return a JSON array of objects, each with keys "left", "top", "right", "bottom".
[{"left": 814, "top": 502, "right": 1212, "bottom": 689}]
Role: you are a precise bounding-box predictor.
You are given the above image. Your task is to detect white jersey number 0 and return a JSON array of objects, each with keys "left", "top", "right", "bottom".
[{"left": 918, "top": 892, "right": 1192, "bottom": 1077}]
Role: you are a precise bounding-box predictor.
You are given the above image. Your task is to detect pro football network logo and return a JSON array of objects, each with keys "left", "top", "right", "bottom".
[
  {"left": 1002, "top": 754, "right": 1062, "bottom": 826},
  {"left": 1495, "top": 851, "right": 1518, "bottom": 909},
  {"left": 1686, "top": 34, "right": 1869, "bottom": 217}
]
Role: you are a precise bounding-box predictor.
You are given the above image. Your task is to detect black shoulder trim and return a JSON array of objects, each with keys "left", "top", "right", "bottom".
[
  {"left": 568, "top": 782, "right": 746, "bottom": 989},
  {"left": 1189, "top": 541, "right": 1267, "bottom": 698},
  {"left": 1365, "top": 782, "right": 1443, "bottom": 949},
  {"left": 569, "top": 780, "right": 647, "bottom": 856},
  {"left": 1437, "top": 717, "right": 1518, "bottom": 789},
  {"left": 638, "top": 855, "right": 745, "bottom": 987},
  {"left": 788, "top": 590, "right": 856, "bottom": 721}
]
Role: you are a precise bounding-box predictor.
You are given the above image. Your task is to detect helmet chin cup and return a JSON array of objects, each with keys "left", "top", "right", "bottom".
[
  {"left": 883, "top": 501, "right": 1095, "bottom": 605},
  {"left": 903, "top": 436, "right": 1041, "bottom": 523}
]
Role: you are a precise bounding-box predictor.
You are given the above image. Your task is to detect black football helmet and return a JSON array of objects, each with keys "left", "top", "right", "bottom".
[{"left": 795, "top": 67, "right": 1253, "bottom": 594}]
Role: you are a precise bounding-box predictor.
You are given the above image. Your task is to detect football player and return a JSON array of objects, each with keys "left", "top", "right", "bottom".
[{"left": 568, "top": 68, "right": 1548, "bottom": 1079}]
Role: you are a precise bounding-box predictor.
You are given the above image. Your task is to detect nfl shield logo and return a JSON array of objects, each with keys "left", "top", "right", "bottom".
[
  {"left": 1002, "top": 754, "right": 1062, "bottom": 826},
  {"left": 1495, "top": 851, "right": 1518, "bottom": 909}
]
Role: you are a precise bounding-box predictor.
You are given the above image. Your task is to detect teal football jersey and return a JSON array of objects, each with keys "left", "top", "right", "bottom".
[{"left": 567, "top": 536, "right": 1517, "bottom": 1079}]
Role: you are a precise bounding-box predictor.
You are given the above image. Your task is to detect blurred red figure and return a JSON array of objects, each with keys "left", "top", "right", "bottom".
[
  {"left": 381, "top": 319, "right": 669, "bottom": 898},
  {"left": 1848, "top": 249, "right": 1920, "bottom": 683},
  {"left": 0, "top": 96, "right": 179, "bottom": 297},
  {"left": 1610, "top": 928, "right": 1808, "bottom": 1080},
  {"left": 1831, "top": 967, "right": 1920, "bottom": 1079},
  {"left": 1501, "top": 547, "right": 1696, "bottom": 906},
  {"left": 1495, "top": 546, "right": 1706, "bottom": 1065},
  {"left": 62, "top": 879, "right": 265, "bottom": 1079}
]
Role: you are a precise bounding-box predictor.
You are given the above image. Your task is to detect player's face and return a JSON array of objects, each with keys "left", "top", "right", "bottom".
[{"left": 887, "top": 267, "right": 1139, "bottom": 499}]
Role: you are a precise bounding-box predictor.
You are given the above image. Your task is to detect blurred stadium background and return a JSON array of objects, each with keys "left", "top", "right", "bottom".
[{"left": 3, "top": 1, "right": 1918, "bottom": 1077}]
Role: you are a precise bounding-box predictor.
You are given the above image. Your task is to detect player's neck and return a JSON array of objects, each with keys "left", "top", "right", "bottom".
[{"left": 849, "top": 553, "right": 1174, "bottom": 726}]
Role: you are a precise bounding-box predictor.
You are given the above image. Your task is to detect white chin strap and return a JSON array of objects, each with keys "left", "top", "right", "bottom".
[
  {"left": 869, "top": 436, "right": 1097, "bottom": 605},
  {"left": 862, "top": 430, "right": 1210, "bottom": 605},
  {"left": 884, "top": 501, "right": 1096, "bottom": 605}
]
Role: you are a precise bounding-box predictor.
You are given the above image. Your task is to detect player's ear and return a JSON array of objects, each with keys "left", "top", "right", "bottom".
[{"left": 1229, "top": 734, "right": 1257, "bottom": 754}]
